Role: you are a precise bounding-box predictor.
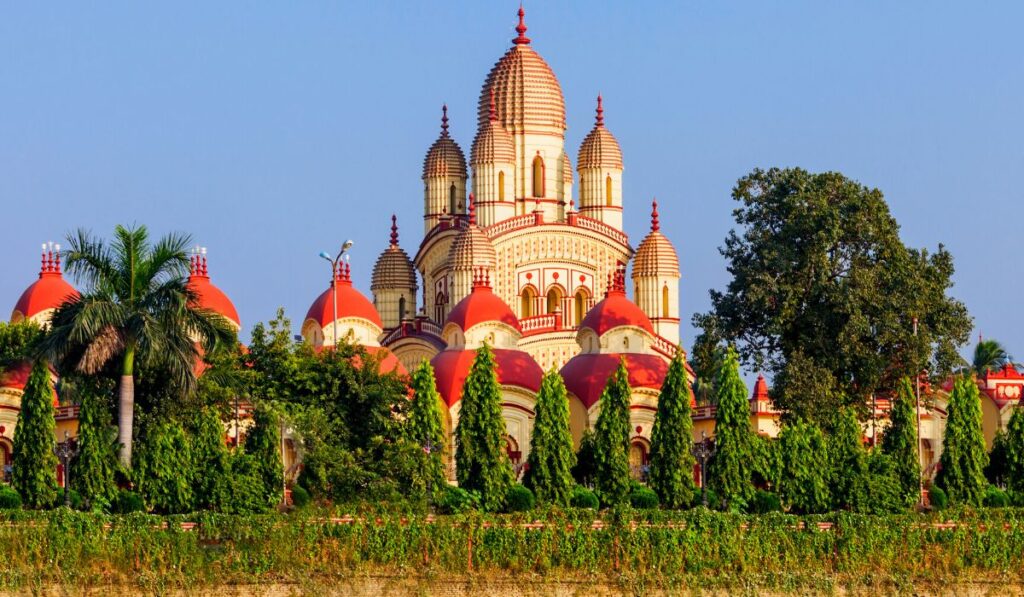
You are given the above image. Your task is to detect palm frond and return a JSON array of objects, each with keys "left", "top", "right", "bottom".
[
  {"left": 63, "top": 228, "right": 117, "bottom": 293},
  {"left": 77, "top": 325, "right": 126, "bottom": 375},
  {"left": 140, "top": 231, "right": 193, "bottom": 293},
  {"left": 113, "top": 224, "right": 150, "bottom": 306}
]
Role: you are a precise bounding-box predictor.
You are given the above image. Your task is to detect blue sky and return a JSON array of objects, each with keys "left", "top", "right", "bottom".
[{"left": 2, "top": 2, "right": 1022, "bottom": 368}]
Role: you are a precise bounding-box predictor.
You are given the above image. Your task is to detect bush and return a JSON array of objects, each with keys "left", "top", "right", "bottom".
[
  {"left": 748, "top": 489, "right": 782, "bottom": 514},
  {"left": 110, "top": 490, "right": 146, "bottom": 514},
  {"left": 218, "top": 452, "right": 273, "bottom": 514},
  {"left": 1008, "top": 489, "right": 1024, "bottom": 507},
  {"left": 570, "top": 485, "right": 599, "bottom": 509},
  {"left": 929, "top": 486, "right": 948, "bottom": 510},
  {"left": 437, "top": 485, "right": 480, "bottom": 514},
  {"left": 629, "top": 485, "right": 659, "bottom": 510},
  {"left": 984, "top": 485, "right": 1009, "bottom": 508},
  {"left": 0, "top": 486, "right": 21, "bottom": 509},
  {"left": 505, "top": 484, "right": 535, "bottom": 512},
  {"left": 290, "top": 485, "right": 311, "bottom": 508}
]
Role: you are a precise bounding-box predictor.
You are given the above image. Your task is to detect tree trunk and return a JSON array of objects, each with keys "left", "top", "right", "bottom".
[{"left": 118, "top": 349, "right": 135, "bottom": 468}]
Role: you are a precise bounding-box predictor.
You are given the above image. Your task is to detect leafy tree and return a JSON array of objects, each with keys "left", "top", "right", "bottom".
[
  {"left": 986, "top": 430, "right": 1010, "bottom": 488},
  {"left": 972, "top": 339, "right": 1010, "bottom": 376},
  {"left": 454, "top": 344, "right": 514, "bottom": 512},
  {"left": 12, "top": 360, "right": 59, "bottom": 509},
  {"left": 39, "top": 225, "right": 236, "bottom": 467},
  {"left": 881, "top": 377, "right": 921, "bottom": 506},
  {"left": 856, "top": 451, "right": 909, "bottom": 514},
  {"left": 0, "top": 320, "right": 44, "bottom": 367},
  {"left": 592, "top": 359, "right": 632, "bottom": 507},
  {"left": 776, "top": 418, "right": 830, "bottom": 514},
  {"left": 829, "top": 408, "right": 867, "bottom": 510},
  {"left": 649, "top": 349, "right": 698, "bottom": 509},
  {"left": 134, "top": 418, "right": 193, "bottom": 514},
  {"left": 190, "top": 407, "right": 230, "bottom": 510},
  {"left": 1002, "top": 407, "right": 1024, "bottom": 493},
  {"left": 408, "top": 360, "right": 447, "bottom": 497},
  {"left": 245, "top": 404, "right": 284, "bottom": 509},
  {"left": 524, "top": 369, "right": 576, "bottom": 506},
  {"left": 695, "top": 168, "right": 972, "bottom": 425},
  {"left": 69, "top": 381, "right": 117, "bottom": 509},
  {"left": 936, "top": 376, "right": 988, "bottom": 505},
  {"left": 707, "top": 348, "right": 754, "bottom": 510},
  {"left": 571, "top": 430, "right": 597, "bottom": 487}
]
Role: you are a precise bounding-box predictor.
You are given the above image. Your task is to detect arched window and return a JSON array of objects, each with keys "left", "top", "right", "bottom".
[
  {"left": 605, "top": 175, "right": 613, "bottom": 206},
  {"left": 574, "top": 290, "right": 588, "bottom": 326},
  {"left": 546, "top": 287, "right": 562, "bottom": 314},
  {"left": 449, "top": 183, "right": 457, "bottom": 215},
  {"left": 398, "top": 296, "right": 407, "bottom": 322},
  {"left": 532, "top": 156, "right": 545, "bottom": 198},
  {"left": 498, "top": 171, "right": 505, "bottom": 201},
  {"left": 520, "top": 287, "right": 536, "bottom": 318},
  {"left": 661, "top": 285, "right": 670, "bottom": 318}
]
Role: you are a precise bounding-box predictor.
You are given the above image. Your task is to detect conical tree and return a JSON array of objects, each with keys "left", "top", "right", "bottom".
[
  {"left": 454, "top": 344, "right": 514, "bottom": 511},
  {"left": 524, "top": 369, "right": 576, "bottom": 506},
  {"left": 829, "top": 407, "right": 866, "bottom": 511},
  {"left": 649, "top": 348, "right": 698, "bottom": 509},
  {"left": 245, "top": 404, "right": 284, "bottom": 509},
  {"left": 593, "top": 359, "right": 632, "bottom": 507},
  {"left": 936, "top": 376, "right": 988, "bottom": 505},
  {"left": 1002, "top": 406, "right": 1024, "bottom": 492},
  {"left": 408, "top": 360, "right": 447, "bottom": 497},
  {"left": 190, "top": 407, "right": 230, "bottom": 510},
  {"left": 707, "top": 347, "right": 754, "bottom": 510},
  {"left": 881, "top": 377, "right": 921, "bottom": 506},
  {"left": 776, "top": 418, "right": 830, "bottom": 514},
  {"left": 12, "top": 360, "right": 59, "bottom": 509},
  {"left": 70, "top": 386, "right": 117, "bottom": 509}
]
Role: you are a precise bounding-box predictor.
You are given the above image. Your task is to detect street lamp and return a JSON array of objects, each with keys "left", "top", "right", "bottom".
[
  {"left": 319, "top": 240, "right": 353, "bottom": 346},
  {"left": 54, "top": 431, "right": 77, "bottom": 508},
  {"left": 693, "top": 430, "right": 714, "bottom": 508}
]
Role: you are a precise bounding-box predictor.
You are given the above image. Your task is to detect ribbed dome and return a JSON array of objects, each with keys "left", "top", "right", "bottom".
[
  {"left": 12, "top": 249, "right": 78, "bottom": 323},
  {"left": 632, "top": 201, "right": 680, "bottom": 277},
  {"left": 477, "top": 11, "right": 565, "bottom": 135},
  {"left": 562, "top": 153, "right": 573, "bottom": 183},
  {"left": 448, "top": 219, "right": 496, "bottom": 272},
  {"left": 577, "top": 96, "right": 623, "bottom": 170},
  {"left": 471, "top": 87, "right": 516, "bottom": 165},
  {"left": 423, "top": 105, "right": 467, "bottom": 180},
  {"left": 371, "top": 216, "right": 418, "bottom": 291}
]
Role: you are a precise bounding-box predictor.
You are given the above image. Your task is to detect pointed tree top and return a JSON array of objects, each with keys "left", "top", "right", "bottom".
[{"left": 513, "top": 5, "right": 531, "bottom": 45}]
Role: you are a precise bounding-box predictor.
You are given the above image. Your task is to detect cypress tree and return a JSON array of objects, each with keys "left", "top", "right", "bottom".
[
  {"left": 592, "top": 359, "right": 632, "bottom": 507},
  {"left": 70, "top": 388, "right": 117, "bottom": 509},
  {"left": 524, "top": 369, "right": 576, "bottom": 506},
  {"left": 245, "top": 405, "right": 284, "bottom": 509},
  {"left": 134, "top": 419, "right": 194, "bottom": 513},
  {"left": 776, "top": 418, "right": 830, "bottom": 514},
  {"left": 649, "top": 348, "right": 697, "bottom": 509},
  {"left": 936, "top": 376, "right": 988, "bottom": 505},
  {"left": 1002, "top": 406, "right": 1024, "bottom": 492},
  {"left": 707, "top": 347, "right": 754, "bottom": 510},
  {"left": 881, "top": 377, "right": 922, "bottom": 506},
  {"left": 408, "top": 360, "right": 447, "bottom": 497},
  {"left": 191, "top": 407, "right": 230, "bottom": 510},
  {"left": 12, "top": 360, "right": 59, "bottom": 509},
  {"left": 829, "top": 407, "right": 866, "bottom": 510},
  {"left": 454, "top": 344, "right": 514, "bottom": 511}
]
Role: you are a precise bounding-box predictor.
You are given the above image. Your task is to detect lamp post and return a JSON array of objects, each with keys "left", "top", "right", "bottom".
[
  {"left": 693, "top": 430, "right": 714, "bottom": 508},
  {"left": 54, "top": 431, "right": 77, "bottom": 508},
  {"left": 318, "top": 240, "right": 353, "bottom": 346}
]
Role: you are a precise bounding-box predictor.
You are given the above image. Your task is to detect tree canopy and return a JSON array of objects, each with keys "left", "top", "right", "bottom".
[{"left": 649, "top": 349, "right": 697, "bottom": 509}]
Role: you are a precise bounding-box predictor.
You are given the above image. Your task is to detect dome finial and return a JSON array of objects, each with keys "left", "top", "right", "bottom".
[
  {"left": 651, "top": 198, "right": 660, "bottom": 232},
  {"left": 441, "top": 104, "right": 450, "bottom": 137},
  {"left": 468, "top": 192, "right": 476, "bottom": 225},
  {"left": 390, "top": 214, "right": 399, "bottom": 247},
  {"left": 513, "top": 5, "right": 531, "bottom": 45},
  {"left": 595, "top": 94, "right": 604, "bottom": 127},
  {"left": 488, "top": 86, "right": 497, "bottom": 122}
]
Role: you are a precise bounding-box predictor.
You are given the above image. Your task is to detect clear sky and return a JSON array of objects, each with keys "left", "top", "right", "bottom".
[{"left": 3, "top": 2, "right": 1022, "bottom": 367}]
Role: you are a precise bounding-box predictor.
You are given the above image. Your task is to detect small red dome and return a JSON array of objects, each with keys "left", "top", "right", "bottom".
[
  {"left": 431, "top": 348, "right": 542, "bottom": 407},
  {"left": 560, "top": 353, "right": 669, "bottom": 409},
  {"left": 1, "top": 361, "right": 59, "bottom": 406},
  {"left": 446, "top": 278, "right": 520, "bottom": 333},
  {"left": 306, "top": 275, "right": 383, "bottom": 330},
  {"left": 12, "top": 269, "right": 78, "bottom": 322},
  {"left": 580, "top": 289, "right": 654, "bottom": 337},
  {"left": 188, "top": 275, "right": 240, "bottom": 327}
]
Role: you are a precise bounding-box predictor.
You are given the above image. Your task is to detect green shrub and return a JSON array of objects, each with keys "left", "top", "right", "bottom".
[
  {"left": 570, "top": 485, "right": 599, "bottom": 509},
  {"left": 1008, "top": 489, "right": 1024, "bottom": 507},
  {"left": 505, "top": 484, "right": 535, "bottom": 512},
  {"left": 748, "top": 489, "right": 782, "bottom": 514},
  {"left": 110, "top": 490, "right": 146, "bottom": 514},
  {"left": 0, "top": 486, "right": 22, "bottom": 509},
  {"left": 629, "top": 485, "right": 659, "bottom": 509},
  {"left": 290, "top": 485, "right": 311, "bottom": 508},
  {"left": 437, "top": 485, "right": 480, "bottom": 514},
  {"left": 219, "top": 452, "right": 273, "bottom": 514},
  {"left": 929, "top": 486, "right": 948, "bottom": 510},
  {"left": 984, "top": 485, "right": 1009, "bottom": 508}
]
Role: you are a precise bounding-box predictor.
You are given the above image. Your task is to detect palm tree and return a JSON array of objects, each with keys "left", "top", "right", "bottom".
[
  {"left": 39, "top": 225, "right": 235, "bottom": 467},
  {"left": 973, "top": 339, "right": 1009, "bottom": 376}
]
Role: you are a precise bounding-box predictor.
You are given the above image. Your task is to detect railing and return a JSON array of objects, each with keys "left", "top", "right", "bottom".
[
  {"left": 520, "top": 313, "right": 558, "bottom": 334},
  {"left": 574, "top": 215, "right": 630, "bottom": 246},
  {"left": 481, "top": 213, "right": 630, "bottom": 247},
  {"left": 650, "top": 335, "right": 679, "bottom": 359},
  {"left": 381, "top": 319, "right": 445, "bottom": 346},
  {"left": 483, "top": 214, "right": 536, "bottom": 237}
]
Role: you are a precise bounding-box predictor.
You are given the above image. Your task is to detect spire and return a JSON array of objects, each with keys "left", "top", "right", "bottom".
[
  {"left": 390, "top": 214, "right": 399, "bottom": 247},
  {"left": 488, "top": 86, "right": 497, "bottom": 122},
  {"left": 337, "top": 258, "right": 352, "bottom": 284},
  {"left": 472, "top": 267, "right": 491, "bottom": 290},
  {"left": 650, "top": 198, "right": 660, "bottom": 232},
  {"left": 513, "top": 5, "right": 531, "bottom": 45},
  {"left": 595, "top": 94, "right": 604, "bottom": 127},
  {"left": 441, "top": 104, "right": 450, "bottom": 137},
  {"left": 39, "top": 241, "right": 62, "bottom": 275},
  {"left": 189, "top": 246, "right": 209, "bottom": 278},
  {"left": 752, "top": 374, "right": 770, "bottom": 402},
  {"left": 468, "top": 192, "right": 476, "bottom": 225}
]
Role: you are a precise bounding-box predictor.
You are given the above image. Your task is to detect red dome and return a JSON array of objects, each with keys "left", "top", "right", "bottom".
[
  {"left": 431, "top": 348, "right": 543, "bottom": 407},
  {"left": 12, "top": 271, "right": 78, "bottom": 322},
  {"left": 446, "top": 282, "right": 520, "bottom": 332},
  {"left": 188, "top": 275, "right": 240, "bottom": 327},
  {"left": 1, "top": 361, "right": 59, "bottom": 406},
  {"left": 560, "top": 353, "right": 669, "bottom": 409},
  {"left": 580, "top": 289, "right": 654, "bottom": 337},
  {"left": 305, "top": 278, "right": 383, "bottom": 330}
]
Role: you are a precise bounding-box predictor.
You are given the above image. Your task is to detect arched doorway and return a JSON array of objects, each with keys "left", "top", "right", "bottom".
[
  {"left": 573, "top": 289, "right": 589, "bottom": 326},
  {"left": 520, "top": 286, "right": 537, "bottom": 318},
  {"left": 546, "top": 286, "right": 563, "bottom": 314},
  {"left": 629, "top": 440, "right": 650, "bottom": 482}
]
